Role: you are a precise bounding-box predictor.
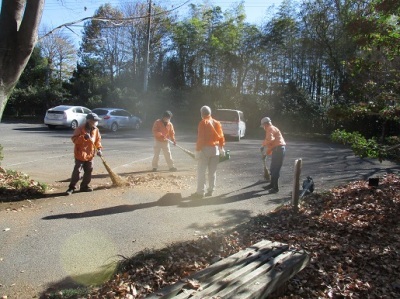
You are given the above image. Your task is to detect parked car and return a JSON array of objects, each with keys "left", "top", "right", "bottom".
[
  {"left": 91, "top": 108, "right": 142, "bottom": 132},
  {"left": 213, "top": 109, "right": 246, "bottom": 141},
  {"left": 44, "top": 105, "right": 92, "bottom": 129}
]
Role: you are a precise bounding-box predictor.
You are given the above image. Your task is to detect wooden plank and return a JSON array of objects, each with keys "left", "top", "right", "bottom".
[
  {"left": 210, "top": 250, "right": 295, "bottom": 298},
  {"left": 201, "top": 242, "right": 288, "bottom": 287},
  {"left": 170, "top": 289, "right": 196, "bottom": 299},
  {"left": 170, "top": 242, "right": 287, "bottom": 299},
  {"left": 145, "top": 239, "right": 275, "bottom": 299},
  {"left": 189, "top": 245, "right": 289, "bottom": 299},
  {"left": 232, "top": 250, "right": 310, "bottom": 299}
]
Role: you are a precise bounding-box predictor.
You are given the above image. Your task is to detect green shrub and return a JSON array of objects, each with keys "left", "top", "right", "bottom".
[
  {"left": 6, "top": 169, "right": 19, "bottom": 176},
  {"left": 10, "top": 179, "right": 30, "bottom": 189},
  {"left": 331, "top": 129, "right": 383, "bottom": 159}
]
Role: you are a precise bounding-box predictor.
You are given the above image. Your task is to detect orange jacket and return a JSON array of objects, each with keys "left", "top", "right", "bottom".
[
  {"left": 196, "top": 116, "right": 225, "bottom": 151},
  {"left": 71, "top": 124, "right": 102, "bottom": 161},
  {"left": 152, "top": 119, "right": 175, "bottom": 142},
  {"left": 262, "top": 125, "right": 285, "bottom": 155}
]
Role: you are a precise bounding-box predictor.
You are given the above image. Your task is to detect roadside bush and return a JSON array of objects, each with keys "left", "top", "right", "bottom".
[{"left": 331, "top": 129, "right": 382, "bottom": 159}]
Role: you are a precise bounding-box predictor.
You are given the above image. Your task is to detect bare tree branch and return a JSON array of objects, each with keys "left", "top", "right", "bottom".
[{"left": 40, "top": 0, "right": 190, "bottom": 39}]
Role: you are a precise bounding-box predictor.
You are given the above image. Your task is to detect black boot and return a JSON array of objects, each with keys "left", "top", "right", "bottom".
[
  {"left": 263, "top": 177, "right": 276, "bottom": 190},
  {"left": 263, "top": 183, "right": 274, "bottom": 190},
  {"left": 269, "top": 178, "right": 279, "bottom": 193}
]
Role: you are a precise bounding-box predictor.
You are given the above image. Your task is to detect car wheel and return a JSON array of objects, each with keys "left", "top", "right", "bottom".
[
  {"left": 111, "top": 122, "right": 119, "bottom": 132},
  {"left": 236, "top": 133, "right": 241, "bottom": 142},
  {"left": 134, "top": 122, "right": 140, "bottom": 130},
  {"left": 71, "top": 120, "right": 78, "bottom": 129},
  {"left": 47, "top": 125, "right": 56, "bottom": 129}
]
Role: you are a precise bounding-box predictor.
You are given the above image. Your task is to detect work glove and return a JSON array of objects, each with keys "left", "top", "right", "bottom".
[
  {"left": 220, "top": 148, "right": 226, "bottom": 157},
  {"left": 97, "top": 150, "right": 103, "bottom": 157},
  {"left": 260, "top": 146, "right": 267, "bottom": 157},
  {"left": 195, "top": 151, "right": 201, "bottom": 160},
  {"left": 84, "top": 133, "right": 91, "bottom": 140}
]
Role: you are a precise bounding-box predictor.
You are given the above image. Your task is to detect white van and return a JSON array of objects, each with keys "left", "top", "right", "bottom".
[{"left": 214, "top": 109, "right": 246, "bottom": 141}]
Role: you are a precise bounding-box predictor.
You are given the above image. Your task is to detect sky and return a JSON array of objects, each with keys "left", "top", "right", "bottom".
[{"left": 38, "top": 0, "right": 284, "bottom": 42}]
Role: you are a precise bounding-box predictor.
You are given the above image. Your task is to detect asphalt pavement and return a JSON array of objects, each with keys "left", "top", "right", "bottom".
[{"left": 0, "top": 122, "right": 399, "bottom": 298}]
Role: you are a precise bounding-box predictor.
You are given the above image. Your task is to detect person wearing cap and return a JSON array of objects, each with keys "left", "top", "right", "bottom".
[
  {"left": 66, "top": 113, "right": 103, "bottom": 195},
  {"left": 260, "top": 117, "right": 286, "bottom": 193},
  {"left": 191, "top": 106, "right": 225, "bottom": 198},
  {"left": 151, "top": 110, "right": 177, "bottom": 172}
]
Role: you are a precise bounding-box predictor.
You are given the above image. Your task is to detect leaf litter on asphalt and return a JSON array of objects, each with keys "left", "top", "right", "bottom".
[
  {"left": 39, "top": 174, "right": 399, "bottom": 298},
  {"left": 3, "top": 169, "right": 398, "bottom": 298}
]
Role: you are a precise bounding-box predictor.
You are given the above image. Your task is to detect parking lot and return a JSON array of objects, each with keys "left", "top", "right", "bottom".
[{"left": 1, "top": 121, "right": 399, "bottom": 297}]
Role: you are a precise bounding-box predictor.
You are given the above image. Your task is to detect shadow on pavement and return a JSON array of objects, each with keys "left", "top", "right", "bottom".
[
  {"left": 58, "top": 170, "right": 166, "bottom": 183},
  {"left": 39, "top": 261, "right": 118, "bottom": 299},
  {"left": 41, "top": 193, "right": 183, "bottom": 220},
  {"left": 41, "top": 182, "right": 287, "bottom": 220}
]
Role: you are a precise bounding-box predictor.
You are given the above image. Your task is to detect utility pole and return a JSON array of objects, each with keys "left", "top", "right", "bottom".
[{"left": 143, "top": 0, "right": 152, "bottom": 93}]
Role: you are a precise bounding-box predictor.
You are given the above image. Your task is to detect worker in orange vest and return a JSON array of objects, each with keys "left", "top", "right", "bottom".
[
  {"left": 260, "top": 117, "right": 286, "bottom": 193},
  {"left": 191, "top": 106, "right": 225, "bottom": 198},
  {"left": 151, "top": 110, "right": 177, "bottom": 172},
  {"left": 66, "top": 113, "right": 103, "bottom": 195}
]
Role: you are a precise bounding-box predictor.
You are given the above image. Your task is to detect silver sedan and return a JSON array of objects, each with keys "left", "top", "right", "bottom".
[{"left": 92, "top": 108, "right": 142, "bottom": 132}]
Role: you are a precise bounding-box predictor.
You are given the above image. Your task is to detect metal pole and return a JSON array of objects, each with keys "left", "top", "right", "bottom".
[{"left": 143, "top": 0, "right": 152, "bottom": 93}]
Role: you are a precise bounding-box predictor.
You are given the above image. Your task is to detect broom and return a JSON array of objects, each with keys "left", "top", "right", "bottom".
[
  {"left": 167, "top": 139, "right": 196, "bottom": 159},
  {"left": 260, "top": 147, "right": 271, "bottom": 182},
  {"left": 90, "top": 138, "right": 129, "bottom": 187}
]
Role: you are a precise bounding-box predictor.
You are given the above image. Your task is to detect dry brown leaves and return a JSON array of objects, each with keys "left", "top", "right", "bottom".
[
  {"left": 48, "top": 174, "right": 400, "bottom": 298},
  {"left": 126, "top": 173, "right": 194, "bottom": 191},
  {"left": 246, "top": 174, "right": 400, "bottom": 298},
  {"left": 0, "top": 167, "right": 46, "bottom": 202}
]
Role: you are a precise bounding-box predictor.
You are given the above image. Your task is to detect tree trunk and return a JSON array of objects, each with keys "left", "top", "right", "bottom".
[
  {"left": 0, "top": 0, "right": 44, "bottom": 121},
  {"left": 0, "top": 87, "right": 11, "bottom": 118}
]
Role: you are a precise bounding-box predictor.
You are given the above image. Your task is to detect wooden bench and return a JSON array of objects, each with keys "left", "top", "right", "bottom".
[{"left": 145, "top": 239, "right": 310, "bottom": 299}]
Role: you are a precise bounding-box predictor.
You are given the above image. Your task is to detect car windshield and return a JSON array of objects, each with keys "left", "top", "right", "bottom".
[
  {"left": 214, "top": 110, "right": 239, "bottom": 122},
  {"left": 51, "top": 106, "right": 71, "bottom": 111},
  {"left": 92, "top": 109, "right": 109, "bottom": 116}
]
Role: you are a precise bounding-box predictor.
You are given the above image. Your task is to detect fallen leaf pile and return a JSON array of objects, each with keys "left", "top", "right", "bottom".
[
  {"left": 43, "top": 174, "right": 400, "bottom": 298},
  {"left": 0, "top": 167, "right": 46, "bottom": 202},
  {"left": 126, "top": 173, "right": 194, "bottom": 191},
  {"left": 244, "top": 174, "right": 400, "bottom": 298}
]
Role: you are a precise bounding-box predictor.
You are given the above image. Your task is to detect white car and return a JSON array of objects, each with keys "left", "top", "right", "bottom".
[
  {"left": 44, "top": 105, "right": 92, "bottom": 129},
  {"left": 214, "top": 109, "right": 246, "bottom": 141},
  {"left": 92, "top": 108, "right": 142, "bottom": 132}
]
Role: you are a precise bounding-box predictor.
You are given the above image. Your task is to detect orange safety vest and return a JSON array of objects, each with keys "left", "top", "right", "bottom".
[
  {"left": 71, "top": 124, "right": 102, "bottom": 161},
  {"left": 196, "top": 116, "right": 225, "bottom": 151},
  {"left": 152, "top": 119, "right": 176, "bottom": 142}
]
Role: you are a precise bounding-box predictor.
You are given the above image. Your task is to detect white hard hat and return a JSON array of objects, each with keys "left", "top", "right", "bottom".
[{"left": 260, "top": 117, "right": 271, "bottom": 127}]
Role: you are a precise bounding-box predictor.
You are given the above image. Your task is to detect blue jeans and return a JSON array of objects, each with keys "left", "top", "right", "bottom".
[{"left": 270, "top": 146, "right": 285, "bottom": 180}]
